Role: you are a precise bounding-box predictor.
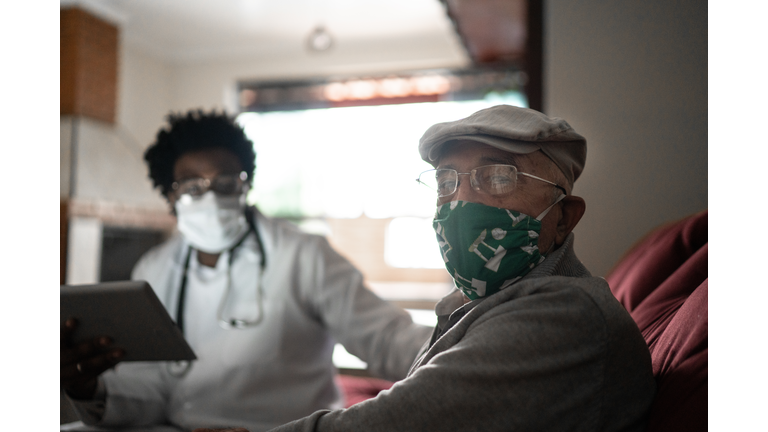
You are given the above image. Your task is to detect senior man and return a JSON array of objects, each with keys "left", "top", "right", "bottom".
[{"left": 198, "top": 105, "right": 656, "bottom": 432}]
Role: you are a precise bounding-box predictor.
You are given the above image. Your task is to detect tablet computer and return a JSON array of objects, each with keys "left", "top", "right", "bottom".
[{"left": 61, "top": 280, "right": 196, "bottom": 362}]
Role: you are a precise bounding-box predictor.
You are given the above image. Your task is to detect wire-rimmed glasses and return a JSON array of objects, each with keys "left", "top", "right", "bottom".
[
  {"left": 172, "top": 171, "right": 249, "bottom": 198},
  {"left": 416, "top": 164, "right": 566, "bottom": 199}
]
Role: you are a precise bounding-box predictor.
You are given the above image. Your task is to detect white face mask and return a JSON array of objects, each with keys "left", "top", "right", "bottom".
[{"left": 175, "top": 191, "right": 250, "bottom": 253}]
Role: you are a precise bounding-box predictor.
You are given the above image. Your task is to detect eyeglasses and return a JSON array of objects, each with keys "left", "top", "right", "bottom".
[
  {"left": 172, "top": 171, "right": 249, "bottom": 198},
  {"left": 416, "top": 164, "right": 566, "bottom": 199}
]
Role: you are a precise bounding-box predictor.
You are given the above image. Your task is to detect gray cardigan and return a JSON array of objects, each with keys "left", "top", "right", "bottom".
[{"left": 269, "top": 234, "right": 656, "bottom": 432}]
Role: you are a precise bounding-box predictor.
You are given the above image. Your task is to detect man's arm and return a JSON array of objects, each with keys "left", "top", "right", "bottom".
[{"left": 267, "top": 281, "right": 641, "bottom": 432}]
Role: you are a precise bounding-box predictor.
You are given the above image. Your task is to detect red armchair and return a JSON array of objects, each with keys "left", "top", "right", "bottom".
[{"left": 606, "top": 210, "right": 708, "bottom": 432}]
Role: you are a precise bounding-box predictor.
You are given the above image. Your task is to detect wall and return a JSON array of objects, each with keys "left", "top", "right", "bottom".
[
  {"left": 63, "top": 44, "right": 177, "bottom": 284},
  {"left": 545, "top": 0, "right": 707, "bottom": 276},
  {"left": 117, "top": 44, "right": 176, "bottom": 153},
  {"left": 63, "top": 44, "right": 174, "bottom": 208}
]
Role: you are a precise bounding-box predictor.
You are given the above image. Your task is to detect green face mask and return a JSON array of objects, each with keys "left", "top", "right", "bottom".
[{"left": 433, "top": 197, "right": 564, "bottom": 300}]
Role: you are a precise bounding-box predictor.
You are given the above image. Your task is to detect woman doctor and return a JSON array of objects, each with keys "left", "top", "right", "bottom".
[{"left": 61, "top": 110, "right": 432, "bottom": 432}]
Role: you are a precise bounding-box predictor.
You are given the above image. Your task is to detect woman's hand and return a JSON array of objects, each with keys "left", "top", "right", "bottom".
[{"left": 60, "top": 318, "right": 125, "bottom": 399}]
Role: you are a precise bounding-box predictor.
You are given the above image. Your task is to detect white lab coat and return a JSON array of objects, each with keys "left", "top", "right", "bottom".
[{"left": 71, "top": 209, "right": 432, "bottom": 432}]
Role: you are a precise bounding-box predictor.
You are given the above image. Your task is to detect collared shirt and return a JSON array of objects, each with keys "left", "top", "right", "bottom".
[{"left": 429, "top": 290, "right": 484, "bottom": 347}]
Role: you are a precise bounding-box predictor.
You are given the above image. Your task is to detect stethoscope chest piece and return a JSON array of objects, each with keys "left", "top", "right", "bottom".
[
  {"left": 168, "top": 360, "right": 192, "bottom": 376},
  {"left": 177, "top": 213, "right": 267, "bottom": 336},
  {"left": 221, "top": 318, "right": 255, "bottom": 329}
]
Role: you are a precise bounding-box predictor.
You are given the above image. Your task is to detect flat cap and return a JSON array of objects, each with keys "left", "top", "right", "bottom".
[{"left": 419, "top": 105, "right": 587, "bottom": 186}]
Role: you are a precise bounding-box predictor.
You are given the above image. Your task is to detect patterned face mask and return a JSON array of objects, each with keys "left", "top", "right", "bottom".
[{"left": 433, "top": 196, "right": 564, "bottom": 300}]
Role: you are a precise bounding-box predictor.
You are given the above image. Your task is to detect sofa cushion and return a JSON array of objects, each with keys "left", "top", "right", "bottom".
[
  {"left": 606, "top": 211, "right": 707, "bottom": 432},
  {"left": 336, "top": 374, "right": 394, "bottom": 408}
]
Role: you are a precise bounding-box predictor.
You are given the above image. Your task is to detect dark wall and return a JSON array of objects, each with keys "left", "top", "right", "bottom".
[
  {"left": 546, "top": 0, "right": 707, "bottom": 276},
  {"left": 100, "top": 226, "right": 166, "bottom": 282}
]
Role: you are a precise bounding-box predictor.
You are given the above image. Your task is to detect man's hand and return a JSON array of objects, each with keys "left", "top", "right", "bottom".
[{"left": 60, "top": 318, "right": 125, "bottom": 400}]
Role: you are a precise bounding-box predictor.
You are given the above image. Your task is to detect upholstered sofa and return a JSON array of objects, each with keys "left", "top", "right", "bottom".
[{"left": 606, "top": 210, "right": 708, "bottom": 431}]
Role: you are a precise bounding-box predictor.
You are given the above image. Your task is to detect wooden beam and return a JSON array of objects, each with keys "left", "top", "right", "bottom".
[
  {"left": 526, "top": 0, "right": 544, "bottom": 112},
  {"left": 60, "top": 7, "right": 118, "bottom": 123},
  {"left": 61, "top": 200, "right": 68, "bottom": 285}
]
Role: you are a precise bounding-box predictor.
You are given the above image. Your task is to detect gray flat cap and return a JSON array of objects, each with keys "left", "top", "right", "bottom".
[{"left": 419, "top": 105, "right": 587, "bottom": 186}]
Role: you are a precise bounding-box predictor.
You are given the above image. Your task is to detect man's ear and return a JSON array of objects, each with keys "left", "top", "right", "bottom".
[{"left": 554, "top": 195, "right": 586, "bottom": 245}]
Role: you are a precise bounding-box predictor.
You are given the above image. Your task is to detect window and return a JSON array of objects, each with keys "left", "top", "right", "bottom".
[
  {"left": 236, "top": 91, "right": 527, "bottom": 310},
  {"left": 237, "top": 95, "right": 526, "bottom": 221}
]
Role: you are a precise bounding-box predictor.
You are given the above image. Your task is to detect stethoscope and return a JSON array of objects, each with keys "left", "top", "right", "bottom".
[{"left": 168, "top": 210, "right": 267, "bottom": 376}]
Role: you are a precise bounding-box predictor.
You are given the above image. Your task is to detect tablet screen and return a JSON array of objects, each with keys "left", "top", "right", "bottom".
[{"left": 61, "top": 280, "right": 196, "bottom": 362}]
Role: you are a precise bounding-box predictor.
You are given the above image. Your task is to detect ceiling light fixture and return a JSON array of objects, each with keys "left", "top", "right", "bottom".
[{"left": 307, "top": 25, "right": 334, "bottom": 53}]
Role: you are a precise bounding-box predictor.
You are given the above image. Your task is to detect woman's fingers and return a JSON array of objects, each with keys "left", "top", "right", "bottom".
[{"left": 60, "top": 317, "right": 125, "bottom": 392}]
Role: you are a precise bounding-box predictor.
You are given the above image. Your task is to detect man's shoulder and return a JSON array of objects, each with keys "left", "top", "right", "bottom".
[
  {"left": 499, "top": 274, "right": 609, "bottom": 303},
  {"left": 473, "top": 275, "right": 640, "bottom": 343},
  {"left": 479, "top": 275, "right": 620, "bottom": 324},
  {"left": 524, "top": 275, "right": 629, "bottom": 318}
]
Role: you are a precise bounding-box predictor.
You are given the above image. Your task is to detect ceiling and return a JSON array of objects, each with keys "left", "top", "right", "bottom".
[
  {"left": 60, "top": 0, "right": 470, "bottom": 65},
  {"left": 444, "top": 0, "right": 528, "bottom": 64}
]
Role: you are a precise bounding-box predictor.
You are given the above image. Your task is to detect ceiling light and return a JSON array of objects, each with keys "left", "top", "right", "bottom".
[{"left": 307, "top": 26, "right": 333, "bottom": 52}]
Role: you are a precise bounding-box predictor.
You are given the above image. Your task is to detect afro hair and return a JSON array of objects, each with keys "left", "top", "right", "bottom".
[{"left": 144, "top": 110, "right": 256, "bottom": 199}]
